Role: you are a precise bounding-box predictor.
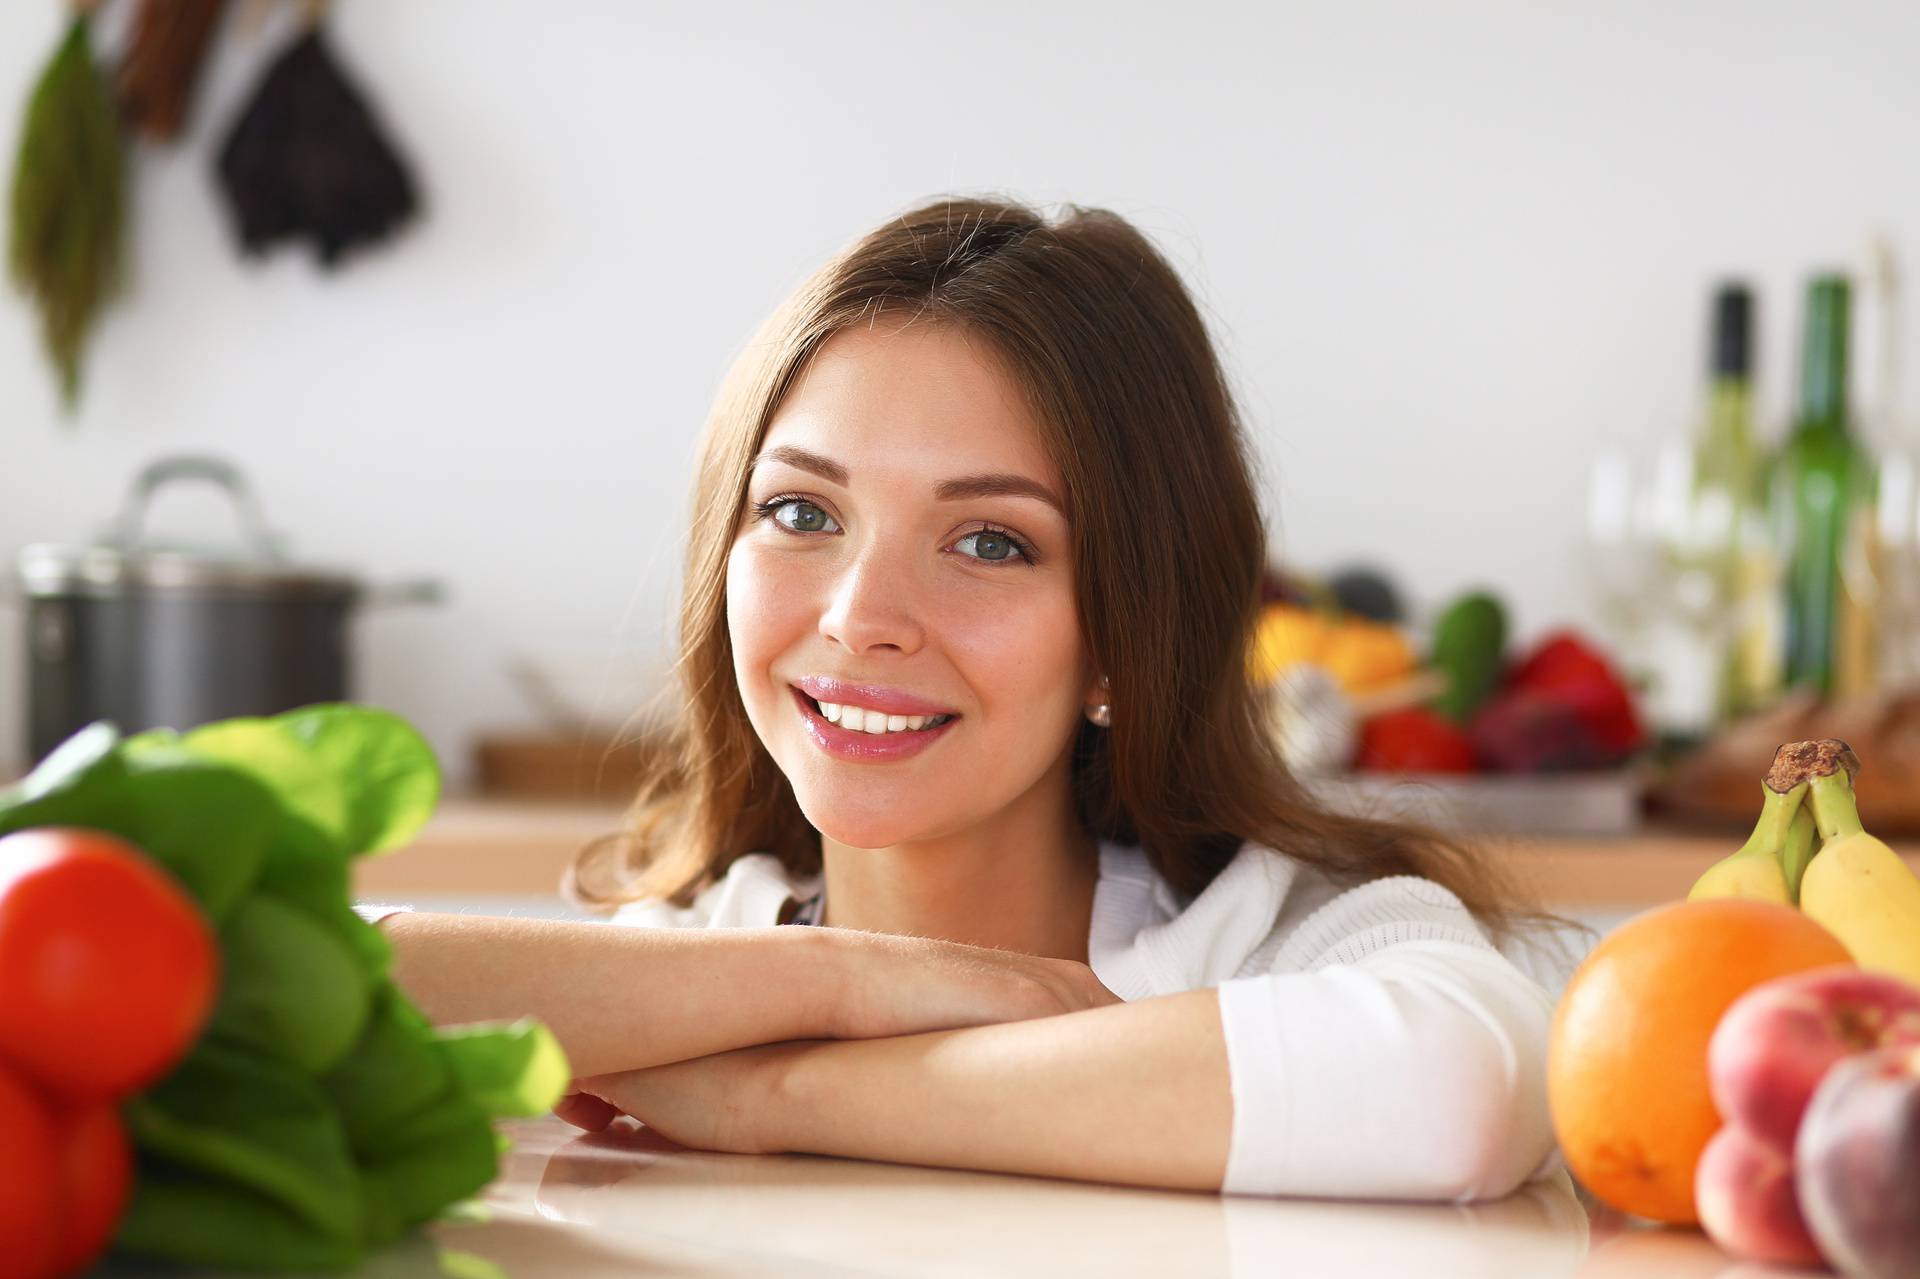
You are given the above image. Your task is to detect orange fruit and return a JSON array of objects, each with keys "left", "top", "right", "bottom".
[{"left": 1548, "top": 898, "right": 1852, "bottom": 1225}]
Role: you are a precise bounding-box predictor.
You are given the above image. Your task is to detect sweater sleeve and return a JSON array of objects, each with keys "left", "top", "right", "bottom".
[{"left": 1215, "top": 888, "right": 1557, "bottom": 1201}]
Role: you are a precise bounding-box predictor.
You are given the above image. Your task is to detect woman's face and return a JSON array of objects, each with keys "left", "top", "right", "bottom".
[{"left": 727, "top": 319, "right": 1098, "bottom": 849}]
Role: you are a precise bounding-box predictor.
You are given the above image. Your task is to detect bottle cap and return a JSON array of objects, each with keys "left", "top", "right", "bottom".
[{"left": 1712, "top": 283, "right": 1752, "bottom": 378}]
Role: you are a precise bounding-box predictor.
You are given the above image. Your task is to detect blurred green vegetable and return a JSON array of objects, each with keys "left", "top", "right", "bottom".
[
  {"left": 6, "top": 14, "right": 127, "bottom": 409},
  {"left": 0, "top": 704, "right": 570, "bottom": 1271},
  {"left": 1427, "top": 591, "right": 1508, "bottom": 722}
]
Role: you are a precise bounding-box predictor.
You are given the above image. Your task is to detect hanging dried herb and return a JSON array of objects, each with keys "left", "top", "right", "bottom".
[
  {"left": 7, "top": 13, "right": 127, "bottom": 409},
  {"left": 214, "top": 22, "right": 419, "bottom": 268},
  {"left": 117, "top": 0, "right": 231, "bottom": 142}
]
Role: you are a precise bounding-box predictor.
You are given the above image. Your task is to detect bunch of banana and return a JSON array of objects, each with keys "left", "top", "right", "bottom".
[
  {"left": 1687, "top": 778, "right": 1814, "bottom": 905},
  {"left": 1688, "top": 738, "right": 1920, "bottom": 984}
]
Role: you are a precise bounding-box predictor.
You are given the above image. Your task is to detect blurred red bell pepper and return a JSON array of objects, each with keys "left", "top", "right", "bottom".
[{"left": 1502, "top": 631, "right": 1645, "bottom": 757}]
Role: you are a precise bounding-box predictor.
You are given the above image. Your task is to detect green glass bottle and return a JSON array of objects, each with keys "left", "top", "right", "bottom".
[{"left": 1776, "top": 275, "right": 1880, "bottom": 696}]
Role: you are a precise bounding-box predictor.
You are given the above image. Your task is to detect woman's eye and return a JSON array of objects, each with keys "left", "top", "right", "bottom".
[
  {"left": 953, "top": 529, "right": 1025, "bottom": 563},
  {"left": 769, "top": 499, "right": 837, "bottom": 534}
]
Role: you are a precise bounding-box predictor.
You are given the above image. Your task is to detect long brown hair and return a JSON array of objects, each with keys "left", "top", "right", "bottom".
[{"left": 568, "top": 194, "right": 1552, "bottom": 945}]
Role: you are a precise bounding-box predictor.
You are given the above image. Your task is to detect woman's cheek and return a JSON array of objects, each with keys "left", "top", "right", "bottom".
[
  {"left": 725, "top": 545, "right": 784, "bottom": 697},
  {"left": 938, "top": 584, "right": 1079, "bottom": 697}
]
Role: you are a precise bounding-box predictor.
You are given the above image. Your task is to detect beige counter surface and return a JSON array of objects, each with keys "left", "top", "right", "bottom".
[
  {"left": 95, "top": 1113, "right": 1651, "bottom": 1278},
  {"left": 96, "top": 1113, "right": 1752, "bottom": 1277},
  {"left": 354, "top": 795, "right": 1920, "bottom": 912}
]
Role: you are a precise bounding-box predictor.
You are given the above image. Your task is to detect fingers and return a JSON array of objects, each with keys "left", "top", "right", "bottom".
[{"left": 554, "top": 1089, "right": 620, "bottom": 1132}]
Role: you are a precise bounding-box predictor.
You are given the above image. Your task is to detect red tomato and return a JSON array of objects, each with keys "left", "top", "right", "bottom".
[
  {"left": 49, "top": 1100, "right": 131, "bottom": 1276},
  {"left": 0, "top": 828, "right": 218, "bottom": 1102},
  {"left": 0, "top": 1060, "right": 59, "bottom": 1279},
  {"left": 1355, "top": 707, "right": 1477, "bottom": 773}
]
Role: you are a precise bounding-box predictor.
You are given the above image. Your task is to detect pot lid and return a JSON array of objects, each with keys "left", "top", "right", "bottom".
[
  {"left": 14, "top": 455, "right": 363, "bottom": 600},
  {"left": 16, "top": 542, "right": 362, "bottom": 599}
]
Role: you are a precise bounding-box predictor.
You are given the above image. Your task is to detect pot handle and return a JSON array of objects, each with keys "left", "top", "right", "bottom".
[
  {"left": 108, "top": 455, "right": 287, "bottom": 561},
  {"left": 361, "top": 578, "right": 447, "bottom": 610}
]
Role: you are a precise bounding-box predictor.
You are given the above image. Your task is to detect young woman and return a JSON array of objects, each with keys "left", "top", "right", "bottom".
[{"left": 363, "top": 195, "right": 1565, "bottom": 1201}]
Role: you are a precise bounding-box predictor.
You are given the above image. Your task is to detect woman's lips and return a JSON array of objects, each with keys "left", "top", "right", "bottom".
[
  {"left": 789, "top": 686, "right": 957, "bottom": 762},
  {"left": 790, "top": 676, "right": 958, "bottom": 718}
]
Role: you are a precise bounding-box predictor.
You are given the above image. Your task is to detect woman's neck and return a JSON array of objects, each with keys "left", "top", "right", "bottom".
[{"left": 816, "top": 774, "right": 1100, "bottom": 963}]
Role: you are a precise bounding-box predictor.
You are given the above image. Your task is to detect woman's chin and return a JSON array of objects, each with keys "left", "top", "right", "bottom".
[{"left": 794, "top": 793, "right": 957, "bottom": 851}]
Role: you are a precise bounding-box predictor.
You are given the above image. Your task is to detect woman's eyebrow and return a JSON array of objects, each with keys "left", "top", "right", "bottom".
[{"left": 749, "top": 445, "right": 1064, "bottom": 515}]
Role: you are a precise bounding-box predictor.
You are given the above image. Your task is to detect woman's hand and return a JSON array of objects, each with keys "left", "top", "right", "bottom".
[
  {"left": 816, "top": 928, "right": 1120, "bottom": 1040},
  {"left": 552, "top": 1087, "right": 620, "bottom": 1133},
  {"left": 568, "top": 1043, "right": 807, "bottom": 1153}
]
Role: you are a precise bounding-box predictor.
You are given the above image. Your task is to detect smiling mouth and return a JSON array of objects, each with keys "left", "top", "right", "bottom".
[{"left": 794, "top": 689, "right": 957, "bottom": 732}]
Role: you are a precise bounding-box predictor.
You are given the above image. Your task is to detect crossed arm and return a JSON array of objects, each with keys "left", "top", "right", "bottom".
[
  {"left": 578, "top": 986, "right": 1236, "bottom": 1191},
  {"left": 570, "top": 942, "right": 1559, "bottom": 1200},
  {"left": 376, "top": 911, "right": 1553, "bottom": 1200},
  {"left": 373, "top": 908, "right": 1234, "bottom": 1189}
]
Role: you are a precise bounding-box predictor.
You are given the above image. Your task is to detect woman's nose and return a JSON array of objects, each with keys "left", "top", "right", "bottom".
[{"left": 817, "top": 540, "right": 925, "bottom": 656}]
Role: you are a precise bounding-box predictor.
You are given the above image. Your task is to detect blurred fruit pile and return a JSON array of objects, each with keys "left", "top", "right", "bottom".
[
  {"left": 1550, "top": 738, "right": 1920, "bottom": 1277},
  {"left": 1249, "top": 564, "right": 1647, "bottom": 775}
]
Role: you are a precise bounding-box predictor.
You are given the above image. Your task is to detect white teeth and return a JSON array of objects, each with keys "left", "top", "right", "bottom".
[{"left": 812, "top": 698, "right": 948, "bottom": 735}]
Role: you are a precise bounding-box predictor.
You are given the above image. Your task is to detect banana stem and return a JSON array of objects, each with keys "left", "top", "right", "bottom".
[
  {"left": 1781, "top": 805, "right": 1818, "bottom": 903},
  {"left": 1807, "top": 769, "right": 1866, "bottom": 842},
  {"left": 1741, "top": 780, "right": 1807, "bottom": 856}
]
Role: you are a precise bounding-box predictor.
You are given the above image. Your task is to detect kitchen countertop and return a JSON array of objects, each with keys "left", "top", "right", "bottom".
[
  {"left": 95, "top": 1114, "right": 1743, "bottom": 1277},
  {"left": 91, "top": 1114, "right": 1613, "bottom": 1279},
  {"left": 354, "top": 795, "right": 1920, "bottom": 911},
  {"left": 472, "top": 1118, "right": 1764, "bottom": 1278}
]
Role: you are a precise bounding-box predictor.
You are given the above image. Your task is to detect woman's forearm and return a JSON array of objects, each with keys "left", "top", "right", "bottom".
[
  {"left": 766, "top": 987, "right": 1233, "bottom": 1189},
  {"left": 380, "top": 913, "right": 838, "bottom": 1078}
]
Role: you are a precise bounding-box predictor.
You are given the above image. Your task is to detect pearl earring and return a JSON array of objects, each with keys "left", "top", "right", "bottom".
[{"left": 1086, "top": 675, "right": 1111, "bottom": 727}]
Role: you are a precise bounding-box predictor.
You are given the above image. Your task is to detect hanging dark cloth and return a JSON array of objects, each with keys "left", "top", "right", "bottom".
[{"left": 213, "top": 24, "right": 419, "bottom": 267}]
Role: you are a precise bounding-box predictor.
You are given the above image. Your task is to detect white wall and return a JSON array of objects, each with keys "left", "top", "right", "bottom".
[{"left": 3, "top": 0, "right": 1916, "bottom": 786}]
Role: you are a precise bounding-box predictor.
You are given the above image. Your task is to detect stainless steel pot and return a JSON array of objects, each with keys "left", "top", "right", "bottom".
[{"left": 11, "top": 455, "right": 442, "bottom": 766}]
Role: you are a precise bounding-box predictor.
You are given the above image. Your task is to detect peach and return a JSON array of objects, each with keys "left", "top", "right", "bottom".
[
  {"left": 1693, "top": 1124, "right": 1824, "bottom": 1267},
  {"left": 1796, "top": 1044, "right": 1920, "bottom": 1279},
  {"left": 1708, "top": 965, "right": 1920, "bottom": 1150}
]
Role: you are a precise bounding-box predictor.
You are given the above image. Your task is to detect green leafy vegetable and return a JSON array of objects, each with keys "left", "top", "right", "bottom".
[
  {"left": 1, "top": 705, "right": 570, "bottom": 1271},
  {"left": 206, "top": 894, "right": 371, "bottom": 1075},
  {"left": 276, "top": 704, "right": 442, "bottom": 855},
  {"left": 0, "top": 735, "right": 276, "bottom": 922},
  {"left": 181, "top": 704, "right": 440, "bottom": 860},
  {"left": 322, "top": 989, "right": 454, "bottom": 1156},
  {"left": 353, "top": 1093, "right": 499, "bottom": 1248},
  {"left": 434, "top": 1019, "right": 571, "bottom": 1119},
  {"left": 125, "top": 1041, "right": 362, "bottom": 1242},
  {"left": 116, "top": 1162, "right": 365, "bottom": 1272}
]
